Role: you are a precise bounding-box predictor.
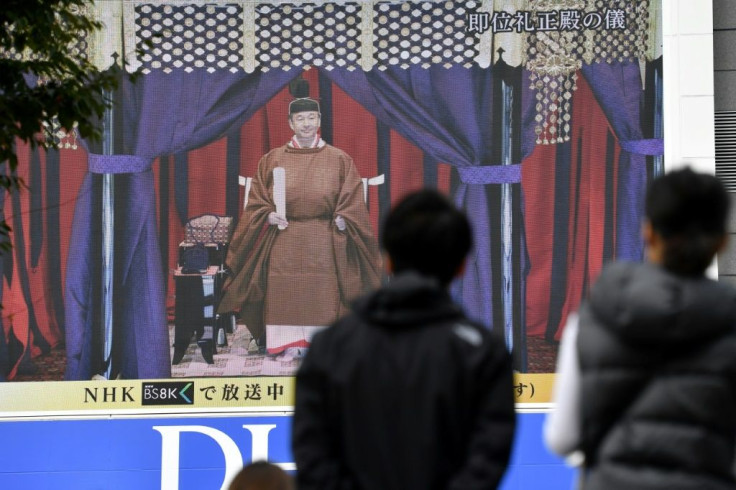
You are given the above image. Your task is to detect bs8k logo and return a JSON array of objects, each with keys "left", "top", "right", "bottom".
[{"left": 142, "top": 382, "right": 194, "bottom": 406}]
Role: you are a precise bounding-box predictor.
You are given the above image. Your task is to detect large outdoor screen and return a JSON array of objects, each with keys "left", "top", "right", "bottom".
[{"left": 0, "top": 0, "right": 662, "bottom": 414}]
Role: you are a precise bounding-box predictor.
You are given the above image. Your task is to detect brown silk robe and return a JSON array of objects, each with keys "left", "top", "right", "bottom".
[{"left": 218, "top": 144, "right": 382, "bottom": 341}]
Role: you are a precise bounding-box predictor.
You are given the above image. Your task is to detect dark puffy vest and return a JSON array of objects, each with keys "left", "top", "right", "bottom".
[{"left": 577, "top": 262, "right": 736, "bottom": 490}]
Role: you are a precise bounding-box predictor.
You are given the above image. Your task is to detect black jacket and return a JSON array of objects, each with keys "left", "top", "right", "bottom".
[
  {"left": 292, "top": 272, "right": 516, "bottom": 490},
  {"left": 578, "top": 262, "right": 736, "bottom": 490}
]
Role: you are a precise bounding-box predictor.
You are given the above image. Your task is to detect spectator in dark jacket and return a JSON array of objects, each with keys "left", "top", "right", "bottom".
[
  {"left": 545, "top": 167, "right": 736, "bottom": 489},
  {"left": 292, "top": 189, "right": 516, "bottom": 490}
]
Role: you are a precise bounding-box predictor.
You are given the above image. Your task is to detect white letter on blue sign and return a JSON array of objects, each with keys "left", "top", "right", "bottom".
[
  {"left": 153, "top": 424, "right": 278, "bottom": 490},
  {"left": 154, "top": 425, "right": 243, "bottom": 490}
]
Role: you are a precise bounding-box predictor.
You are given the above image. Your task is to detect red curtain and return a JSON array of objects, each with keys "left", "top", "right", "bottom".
[
  {"left": 523, "top": 73, "right": 621, "bottom": 340},
  {"left": 3, "top": 142, "right": 86, "bottom": 377}
]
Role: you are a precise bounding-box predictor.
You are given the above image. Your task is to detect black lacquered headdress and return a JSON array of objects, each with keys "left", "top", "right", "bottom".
[{"left": 288, "top": 77, "right": 320, "bottom": 115}]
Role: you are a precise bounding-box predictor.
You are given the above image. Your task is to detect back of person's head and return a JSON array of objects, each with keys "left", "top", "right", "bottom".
[
  {"left": 382, "top": 189, "right": 472, "bottom": 286},
  {"left": 227, "top": 461, "right": 293, "bottom": 490},
  {"left": 645, "top": 167, "right": 730, "bottom": 276}
]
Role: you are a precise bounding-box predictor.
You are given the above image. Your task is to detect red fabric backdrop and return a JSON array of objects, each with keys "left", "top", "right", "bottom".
[{"left": 4, "top": 68, "right": 622, "bottom": 377}]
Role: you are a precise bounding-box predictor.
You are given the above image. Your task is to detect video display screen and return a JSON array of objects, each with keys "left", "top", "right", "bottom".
[{"left": 0, "top": 0, "right": 662, "bottom": 413}]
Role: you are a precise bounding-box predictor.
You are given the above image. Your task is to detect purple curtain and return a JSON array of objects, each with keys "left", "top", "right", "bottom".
[
  {"left": 581, "top": 61, "right": 664, "bottom": 262},
  {"left": 324, "top": 65, "right": 536, "bottom": 333},
  {"left": 65, "top": 69, "right": 295, "bottom": 380}
]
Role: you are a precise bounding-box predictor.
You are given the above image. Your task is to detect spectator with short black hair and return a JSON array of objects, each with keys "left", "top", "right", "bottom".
[{"left": 292, "top": 189, "right": 516, "bottom": 490}]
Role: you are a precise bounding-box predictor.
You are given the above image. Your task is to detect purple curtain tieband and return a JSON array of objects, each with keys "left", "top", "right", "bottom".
[
  {"left": 88, "top": 154, "right": 151, "bottom": 174},
  {"left": 457, "top": 164, "right": 521, "bottom": 184},
  {"left": 619, "top": 138, "right": 664, "bottom": 156}
]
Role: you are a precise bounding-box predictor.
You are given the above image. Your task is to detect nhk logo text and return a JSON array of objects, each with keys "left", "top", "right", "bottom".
[
  {"left": 83, "top": 386, "right": 135, "bottom": 403},
  {"left": 142, "top": 382, "right": 194, "bottom": 406}
]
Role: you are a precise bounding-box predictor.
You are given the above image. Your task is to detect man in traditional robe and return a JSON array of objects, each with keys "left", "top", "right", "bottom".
[{"left": 218, "top": 97, "right": 381, "bottom": 354}]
